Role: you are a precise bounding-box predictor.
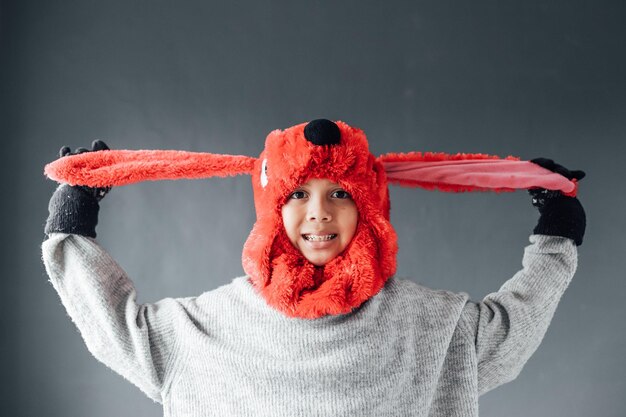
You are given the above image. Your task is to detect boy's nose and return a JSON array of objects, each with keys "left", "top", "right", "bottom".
[{"left": 307, "top": 199, "right": 332, "bottom": 222}]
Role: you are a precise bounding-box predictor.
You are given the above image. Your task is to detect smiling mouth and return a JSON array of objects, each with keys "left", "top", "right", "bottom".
[{"left": 302, "top": 234, "right": 337, "bottom": 241}]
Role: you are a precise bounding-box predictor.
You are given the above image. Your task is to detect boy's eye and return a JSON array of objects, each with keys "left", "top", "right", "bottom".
[
  {"left": 289, "top": 191, "right": 307, "bottom": 199},
  {"left": 332, "top": 190, "right": 351, "bottom": 199}
]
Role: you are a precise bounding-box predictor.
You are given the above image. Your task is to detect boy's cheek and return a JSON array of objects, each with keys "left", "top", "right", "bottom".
[{"left": 280, "top": 217, "right": 299, "bottom": 248}]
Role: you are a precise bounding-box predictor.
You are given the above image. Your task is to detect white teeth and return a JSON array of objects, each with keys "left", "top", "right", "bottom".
[{"left": 304, "top": 234, "right": 336, "bottom": 241}]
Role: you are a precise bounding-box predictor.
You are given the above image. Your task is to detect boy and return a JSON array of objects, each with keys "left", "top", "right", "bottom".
[{"left": 42, "top": 119, "right": 585, "bottom": 416}]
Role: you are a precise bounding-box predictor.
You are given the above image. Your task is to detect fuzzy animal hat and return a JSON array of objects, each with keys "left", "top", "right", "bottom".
[{"left": 45, "top": 119, "right": 580, "bottom": 319}]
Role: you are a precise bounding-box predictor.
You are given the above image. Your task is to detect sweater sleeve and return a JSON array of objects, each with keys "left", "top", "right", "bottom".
[
  {"left": 458, "top": 234, "right": 578, "bottom": 396},
  {"left": 41, "top": 233, "right": 188, "bottom": 403}
]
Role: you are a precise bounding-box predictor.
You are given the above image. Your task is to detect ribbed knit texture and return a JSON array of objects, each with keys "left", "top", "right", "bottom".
[
  {"left": 44, "top": 184, "right": 101, "bottom": 238},
  {"left": 41, "top": 233, "right": 577, "bottom": 417}
]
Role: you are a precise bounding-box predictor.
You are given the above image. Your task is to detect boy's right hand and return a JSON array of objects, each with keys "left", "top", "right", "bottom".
[
  {"left": 58, "top": 139, "right": 113, "bottom": 201},
  {"left": 44, "top": 140, "right": 112, "bottom": 239}
]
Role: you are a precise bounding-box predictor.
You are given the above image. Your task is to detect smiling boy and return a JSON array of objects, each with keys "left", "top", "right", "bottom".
[
  {"left": 281, "top": 178, "right": 358, "bottom": 267},
  {"left": 42, "top": 119, "right": 585, "bottom": 416}
]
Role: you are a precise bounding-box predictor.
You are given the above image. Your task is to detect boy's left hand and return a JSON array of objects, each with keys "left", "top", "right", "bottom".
[{"left": 527, "top": 158, "right": 586, "bottom": 246}]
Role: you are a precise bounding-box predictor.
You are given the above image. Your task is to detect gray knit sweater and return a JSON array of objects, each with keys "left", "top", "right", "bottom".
[{"left": 41, "top": 232, "right": 577, "bottom": 417}]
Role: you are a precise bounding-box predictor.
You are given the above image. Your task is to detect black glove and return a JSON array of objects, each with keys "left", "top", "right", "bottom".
[
  {"left": 528, "top": 158, "right": 586, "bottom": 246},
  {"left": 44, "top": 140, "right": 112, "bottom": 238}
]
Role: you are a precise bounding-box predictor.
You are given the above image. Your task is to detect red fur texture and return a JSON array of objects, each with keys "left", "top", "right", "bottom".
[
  {"left": 44, "top": 150, "right": 256, "bottom": 187},
  {"left": 380, "top": 150, "right": 519, "bottom": 162},
  {"left": 242, "top": 121, "right": 398, "bottom": 319}
]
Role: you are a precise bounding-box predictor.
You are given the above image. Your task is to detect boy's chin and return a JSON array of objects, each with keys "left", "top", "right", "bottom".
[{"left": 303, "top": 252, "right": 338, "bottom": 267}]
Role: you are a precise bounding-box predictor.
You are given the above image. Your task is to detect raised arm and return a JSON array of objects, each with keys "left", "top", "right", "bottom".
[
  {"left": 42, "top": 141, "right": 187, "bottom": 403},
  {"left": 459, "top": 158, "right": 586, "bottom": 396}
]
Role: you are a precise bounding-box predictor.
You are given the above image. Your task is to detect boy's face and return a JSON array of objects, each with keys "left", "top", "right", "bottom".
[{"left": 281, "top": 178, "right": 358, "bottom": 267}]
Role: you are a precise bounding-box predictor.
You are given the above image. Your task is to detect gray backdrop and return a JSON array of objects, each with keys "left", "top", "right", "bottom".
[{"left": 2, "top": 0, "right": 625, "bottom": 416}]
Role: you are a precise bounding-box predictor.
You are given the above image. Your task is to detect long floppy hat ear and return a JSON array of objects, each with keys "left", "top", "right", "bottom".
[
  {"left": 44, "top": 149, "right": 257, "bottom": 187},
  {"left": 378, "top": 151, "right": 579, "bottom": 197}
]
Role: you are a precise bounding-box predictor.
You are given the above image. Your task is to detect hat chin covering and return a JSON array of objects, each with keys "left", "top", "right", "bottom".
[{"left": 242, "top": 120, "right": 398, "bottom": 319}]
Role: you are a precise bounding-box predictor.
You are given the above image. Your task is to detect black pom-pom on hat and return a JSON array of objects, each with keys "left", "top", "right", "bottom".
[{"left": 304, "top": 119, "right": 341, "bottom": 146}]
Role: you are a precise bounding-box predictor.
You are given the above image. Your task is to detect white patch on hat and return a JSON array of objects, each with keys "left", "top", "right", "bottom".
[{"left": 261, "top": 158, "right": 268, "bottom": 188}]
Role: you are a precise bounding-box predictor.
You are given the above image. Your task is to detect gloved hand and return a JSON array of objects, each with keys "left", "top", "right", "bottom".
[
  {"left": 58, "top": 140, "right": 112, "bottom": 201},
  {"left": 44, "top": 140, "right": 112, "bottom": 238},
  {"left": 528, "top": 158, "right": 586, "bottom": 246}
]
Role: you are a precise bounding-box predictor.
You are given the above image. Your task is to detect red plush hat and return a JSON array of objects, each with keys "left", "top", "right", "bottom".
[
  {"left": 242, "top": 120, "right": 397, "bottom": 319},
  {"left": 44, "top": 119, "right": 579, "bottom": 319}
]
